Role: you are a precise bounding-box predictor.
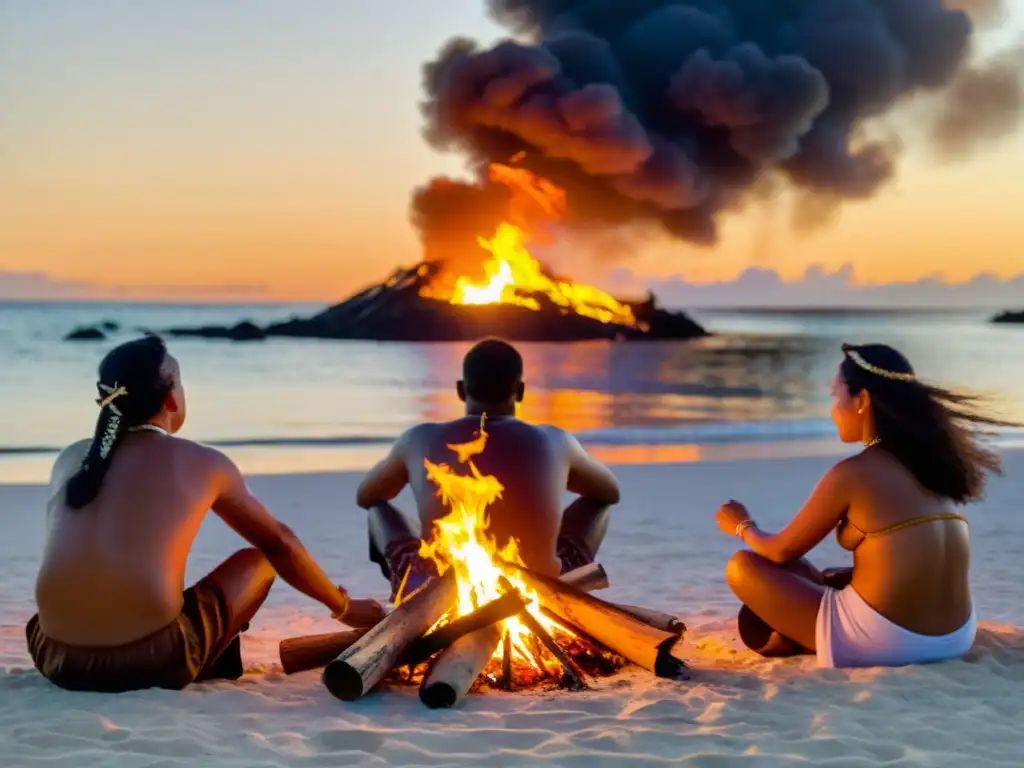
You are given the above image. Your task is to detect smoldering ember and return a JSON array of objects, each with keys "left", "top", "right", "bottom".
[{"left": 277, "top": 419, "right": 689, "bottom": 709}]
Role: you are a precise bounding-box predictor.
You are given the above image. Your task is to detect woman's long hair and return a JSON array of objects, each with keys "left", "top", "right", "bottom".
[
  {"left": 65, "top": 335, "right": 173, "bottom": 510},
  {"left": 840, "top": 343, "right": 1013, "bottom": 504}
]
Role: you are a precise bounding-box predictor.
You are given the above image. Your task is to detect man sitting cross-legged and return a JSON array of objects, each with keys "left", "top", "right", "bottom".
[
  {"left": 356, "top": 338, "right": 621, "bottom": 599},
  {"left": 28, "top": 336, "right": 385, "bottom": 693}
]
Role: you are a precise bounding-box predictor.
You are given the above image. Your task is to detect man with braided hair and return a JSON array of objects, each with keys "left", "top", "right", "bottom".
[{"left": 28, "top": 336, "right": 384, "bottom": 692}]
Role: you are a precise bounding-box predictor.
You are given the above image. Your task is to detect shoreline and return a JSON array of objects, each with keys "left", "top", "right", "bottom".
[
  {"left": 0, "top": 435, "right": 868, "bottom": 486},
  {"left": 3, "top": 436, "right": 1021, "bottom": 486}
]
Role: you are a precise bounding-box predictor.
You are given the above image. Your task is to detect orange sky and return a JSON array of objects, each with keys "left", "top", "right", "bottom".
[{"left": 2, "top": 2, "right": 1022, "bottom": 302}]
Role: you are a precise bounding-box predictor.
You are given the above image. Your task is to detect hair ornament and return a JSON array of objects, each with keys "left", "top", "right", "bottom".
[
  {"left": 845, "top": 350, "right": 916, "bottom": 382},
  {"left": 96, "top": 382, "right": 127, "bottom": 459},
  {"left": 97, "top": 382, "right": 128, "bottom": 415}
]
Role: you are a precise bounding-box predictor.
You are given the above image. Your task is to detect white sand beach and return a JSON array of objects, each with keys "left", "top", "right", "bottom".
[{"left": 2, "top": 451, "right": 1023, "bottom": 767}]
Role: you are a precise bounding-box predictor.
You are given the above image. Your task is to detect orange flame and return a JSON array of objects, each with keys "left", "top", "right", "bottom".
[
  {"left": 422, "top": 163, "right": 637, "bottom": 327},
  {"left": 418, "top": 415, "right": 564, "bottom": 668}
]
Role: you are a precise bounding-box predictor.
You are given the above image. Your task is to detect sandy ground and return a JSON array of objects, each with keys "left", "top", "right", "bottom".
[{"left": 2, "top": 452, "right": 1023, "bottom": 767}]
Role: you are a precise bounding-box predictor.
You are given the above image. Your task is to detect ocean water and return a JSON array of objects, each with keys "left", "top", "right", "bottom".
[{"left": 1, "top": 301, "right": 1021, "bottom": 482}]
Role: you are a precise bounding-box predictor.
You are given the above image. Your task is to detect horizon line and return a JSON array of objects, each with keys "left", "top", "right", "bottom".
[{"left": 0, "top": 298, "right": 1015, "bottom": 314}]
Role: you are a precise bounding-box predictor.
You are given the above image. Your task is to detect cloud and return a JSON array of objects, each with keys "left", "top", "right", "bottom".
[
  {"left": 0, "top": 271, "right": 270, "bottom": 302},
  {"left": 0, "top": 271, "right": 98, "bottom": 300},
  {"left": 617, "top": 264, "right": 1024, "bottom": 309}
]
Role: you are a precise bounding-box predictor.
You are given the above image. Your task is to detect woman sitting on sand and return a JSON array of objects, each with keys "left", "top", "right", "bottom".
[
  {"left": 28, "top": 335, "right": 384, "bottom": 692},
  {"left": 717, "top": 342, "right": 1008, "bottom": 668}
]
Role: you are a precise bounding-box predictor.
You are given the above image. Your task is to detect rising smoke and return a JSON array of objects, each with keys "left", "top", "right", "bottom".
[
  {"left": 412, "top": 0, "right": 1021, "bottom": 256},
  {"left": 929, "top": 43, "right": 1024, "bottom": 159}
]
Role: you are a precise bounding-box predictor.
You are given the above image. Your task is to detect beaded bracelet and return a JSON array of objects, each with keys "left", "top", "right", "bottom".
[{"left": 735, "top": 519, "right": 756, "bottom": 538}]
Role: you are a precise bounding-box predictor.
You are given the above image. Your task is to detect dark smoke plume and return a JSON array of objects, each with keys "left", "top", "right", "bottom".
[
  {"left": 929, "top": 43, "right": 1024, "bottom": 159},
  {"left": 946, "top": 0, "right": 1005, "bottom": 28},
  {"left": 412, "top": 1, "right": 1009, "bottom": 253}
]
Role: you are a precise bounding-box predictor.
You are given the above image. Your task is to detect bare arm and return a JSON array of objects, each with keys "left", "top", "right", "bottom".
[
  {"left": 565, "top": 433, "right": 621, "bottom": 506},
  {"left": 208, "top": 450, "right": 352, "bottom": 619},
  {"left": 356, "top": 429, "right": 415, "bottom": 509},
  {"left": 738, "top": 461, "right": 853, "bottom": 565}
]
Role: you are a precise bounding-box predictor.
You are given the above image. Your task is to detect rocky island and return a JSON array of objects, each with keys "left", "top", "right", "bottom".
[{"left": 64, "top": 262, "right": 708, "bottom": 344}]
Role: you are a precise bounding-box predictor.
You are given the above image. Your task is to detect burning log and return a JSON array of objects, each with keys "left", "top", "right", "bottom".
[
  {"left": 279, "top": 628, "right": 367, "bottom": 675},
  {"left": 506, "top": 564, "right": 689, "bottom": 680},
  {"left": 277, "top": 566, "right": 590, "bottom": 676},
  {"left": 613, "top": 604, "right": 686, "bottom": 636},
  {"left": 397, "top": 589, "right": 527, "bottom": 667},
  {"left": 322, "top": 571, "right": 457, "bottom": 701},
  {"left": 517, "top": 609, "right": 587, "bottom": 691},
  {"left": 496, "top": 577, "right": 588, "bottom": 691},
  {"left": 559, "top": 564, "right": 682, "bottom": 633},
  {"left": 499, "top": 629, "right": 513, "bottom": 690},
  {"left": 420, "top": 625, "right": 503, "bottom": 709}
]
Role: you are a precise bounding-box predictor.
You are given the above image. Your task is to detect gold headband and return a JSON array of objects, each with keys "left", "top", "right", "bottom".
[
  {"left": 97, "top": 382, "right": 129, "bottom": 410},
  {"left": 845, "top": 350, "right": 915, "bottom": 382}
]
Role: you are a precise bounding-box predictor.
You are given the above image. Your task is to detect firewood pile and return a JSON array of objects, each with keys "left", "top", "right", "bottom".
[{"left": 279, "top": 563, "right": 689, "bottom": 709}]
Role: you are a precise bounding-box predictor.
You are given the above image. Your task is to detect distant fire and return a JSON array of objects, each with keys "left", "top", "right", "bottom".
[{"left": 421, "top": 163, "right": 637, "bottom": 328}]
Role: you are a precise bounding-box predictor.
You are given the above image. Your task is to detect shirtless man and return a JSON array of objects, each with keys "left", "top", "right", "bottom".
[
  {"left": 356, "top": 338, "right": 621, "bottom": 599},
  {"left": 29, "top": 335, "right": 384, "bottom": 692}
]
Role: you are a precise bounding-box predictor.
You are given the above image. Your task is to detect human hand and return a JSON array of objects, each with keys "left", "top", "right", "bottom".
[
  {"left": 716, "top": 500, "right": 751, "bottom": 537},
  {"left": 340, "top": 598, "right": 387, "bottom": 628}
]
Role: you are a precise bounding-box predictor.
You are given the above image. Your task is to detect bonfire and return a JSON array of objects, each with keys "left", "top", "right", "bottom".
[
  {"left": 278, "top": 416, "right": 689, "bottom": 709},
  {"left": 419, "top": 163, "right": 640, "bottom": 329}
]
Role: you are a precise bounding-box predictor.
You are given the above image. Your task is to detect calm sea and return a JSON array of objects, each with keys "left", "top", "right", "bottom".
[{"left": 1, "top": 302, "right": 1021, "bottom": 482}]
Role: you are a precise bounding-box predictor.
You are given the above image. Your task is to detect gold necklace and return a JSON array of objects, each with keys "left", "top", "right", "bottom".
[{"left": 864, "top": 436, "right": 881, "bottom": 448}]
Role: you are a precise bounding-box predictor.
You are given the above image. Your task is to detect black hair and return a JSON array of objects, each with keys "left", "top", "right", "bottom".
[
  {"left": 462, "top": 337, "right": 523, "bottom": 403},
  {"left": 840, "top": 342, "right": 1013, "bottom": 504},
  {"left": 65, "top": 335, "right": 173, "bottom": 510}
]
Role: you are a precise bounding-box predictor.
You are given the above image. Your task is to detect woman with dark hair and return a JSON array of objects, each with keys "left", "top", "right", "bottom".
[
  {"left": 29, "top": 336, "right": 384, "bottom": 692},
  {"left": 716, "top": 343, "right": 1008, "bottom": 668}
]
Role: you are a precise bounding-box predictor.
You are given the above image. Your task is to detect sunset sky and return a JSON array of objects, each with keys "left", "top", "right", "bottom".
[{"left": 2, "top": 1, "right": 1023, "bottom": 302}]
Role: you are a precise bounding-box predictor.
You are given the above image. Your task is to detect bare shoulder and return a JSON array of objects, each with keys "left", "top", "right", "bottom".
[
  {"left": 823, "top": 451, "right": 879, "bottom": 492},
  {"left": 535, "top": 422, "right": 569, "bottom": 442},
  {"left": 402, "top": 422, "right": 435, "bottom": 442},
  {"left": 538, "top": 424, "right": 579, "bottom": 453},
  {"left": 166, "top": 438, "right": 239, "bottom": 488},
  {"left": 49, "top": 439, "right": 92, "bottom": 487},
  {"left": 187, "top": 440, "right": 236, "bottom": 473},
  {"left": 843, "top": 446, "right": 921, "bottom": 492},
  {"left": 395, "top": 422, "right": 437, "bottom": 454}
]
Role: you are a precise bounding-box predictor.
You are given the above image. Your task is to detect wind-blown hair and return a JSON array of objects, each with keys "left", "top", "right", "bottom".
[
  {"left": 840, "top": 343, "right": 1012, "bottom": 504},
  {"left": 65, "top": 335, "right": 173, "bottom": 510}
]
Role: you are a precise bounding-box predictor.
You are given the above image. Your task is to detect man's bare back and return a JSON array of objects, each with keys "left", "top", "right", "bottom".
[
  {"left": 407, "top": 416, "right": 574, "bottom": 574},
  {"left": 38, "top": 434, "right": 236, "bottom": 646},
  {"left": 356, "top": 339, "right": 620, "bottom": 596}
]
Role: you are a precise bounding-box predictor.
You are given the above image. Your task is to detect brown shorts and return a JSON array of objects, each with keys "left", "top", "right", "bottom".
[
  {"left": 26, "top": 581, "right": 238, "bottom": 693},
  {"left": 555, "top": 536, "right": 596, "bottom": 574},
  {"left": 380, "top": 535, "right": 596, "bottom": 602}
]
